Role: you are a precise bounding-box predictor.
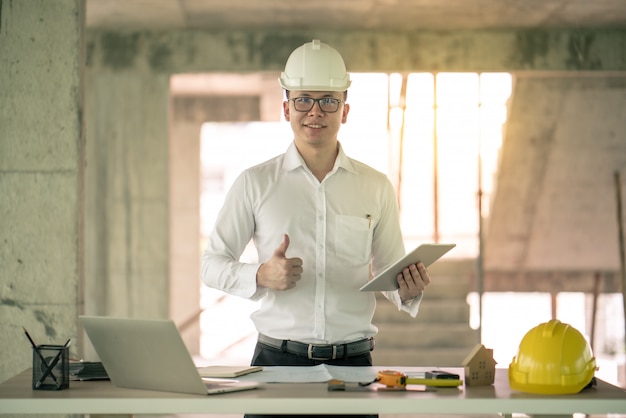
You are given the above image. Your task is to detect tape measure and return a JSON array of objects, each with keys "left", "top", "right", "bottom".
[{"left": 376, "top": 370, "right": 462, "bottom": 388}]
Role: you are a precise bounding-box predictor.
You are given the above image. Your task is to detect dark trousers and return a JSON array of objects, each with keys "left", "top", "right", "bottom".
[{"left": 244, "top": 341, "right": 378, "bottom": 418}]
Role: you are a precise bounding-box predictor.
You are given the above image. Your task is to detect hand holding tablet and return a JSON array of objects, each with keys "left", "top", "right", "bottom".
[{"left": 360, "top": 243, "right": 456, "bottom": 291}]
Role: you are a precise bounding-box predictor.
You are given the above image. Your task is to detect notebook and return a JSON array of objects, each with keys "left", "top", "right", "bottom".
[
  {"left": 79, "top": 316, "right": 260, "bottom": 395},
  {"left": 359, "top": 243, "right": 456, "bottom": 291},
  {"left": 198, "top": 365, "right": 263, "bottom": 378}
]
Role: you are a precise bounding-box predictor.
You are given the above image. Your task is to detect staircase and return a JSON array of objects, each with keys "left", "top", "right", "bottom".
[{"left": 371, "top": 258, "right": 479, "bottom": 367}]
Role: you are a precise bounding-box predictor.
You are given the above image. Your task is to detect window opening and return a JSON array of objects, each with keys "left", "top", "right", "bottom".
[
  {"left": 199, "top": 72, "right": 513, "bottom": 363},
  {"left": 200, "top": 73, "right": 511, "bottom": 362},
  {"left": 198, "top": 72, "right": 624, "bottom": 387}
]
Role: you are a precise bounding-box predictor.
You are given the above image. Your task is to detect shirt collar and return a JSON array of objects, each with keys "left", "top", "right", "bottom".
[{"left": 282, "top": 141, "right": 358, "bottom": 175}]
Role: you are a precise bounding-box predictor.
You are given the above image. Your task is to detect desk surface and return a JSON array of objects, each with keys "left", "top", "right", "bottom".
[{"left": 0, "top": 368, "right": 625, "bottom": 415}]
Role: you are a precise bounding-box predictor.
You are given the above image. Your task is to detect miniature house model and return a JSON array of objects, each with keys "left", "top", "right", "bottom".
[{"left": 462, "top": 343, "right": 497, "bottom": 386}]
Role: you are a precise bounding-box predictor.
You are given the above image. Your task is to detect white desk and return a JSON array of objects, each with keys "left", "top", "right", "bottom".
[{"left": 0, "top": 368, "right": 625, "bottom": 416}]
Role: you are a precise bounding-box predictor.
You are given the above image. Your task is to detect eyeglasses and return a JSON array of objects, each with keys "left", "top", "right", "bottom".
[{"left": 289, "top": 97, "right": 343, "bottom": 113}]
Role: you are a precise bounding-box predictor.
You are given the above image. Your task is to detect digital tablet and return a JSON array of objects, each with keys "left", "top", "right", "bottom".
[{"left": 359, "top": 243, "right": 456, "bottom": 291}]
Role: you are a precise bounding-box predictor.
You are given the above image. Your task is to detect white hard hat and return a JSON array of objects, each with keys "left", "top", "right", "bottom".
[{"left": 279, "top": 39, "right": 351, "bottom": 92}]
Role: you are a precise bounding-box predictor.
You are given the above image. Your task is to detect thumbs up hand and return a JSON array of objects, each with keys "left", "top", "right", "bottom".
[{"left": 256, "top": 234, "right": 303, "bottom": 290}]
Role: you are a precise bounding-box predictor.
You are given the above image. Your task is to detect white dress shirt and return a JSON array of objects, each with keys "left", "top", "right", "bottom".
[{"left": 201, "top": 142, "right": 421, "bottom": 344}]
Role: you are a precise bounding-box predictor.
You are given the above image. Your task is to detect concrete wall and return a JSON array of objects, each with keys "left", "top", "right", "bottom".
[
  {"left": 2, "top": 6, "right": 626, "bottom": 385},
  {"left": 487, "top": 76, "right": 626, "bottom": 271},
  {"left": 84, "top": 72, "right": 170, "bottom": 317},
  {"left": 85, "top": 30, "right": 626, "bottom": 74},
  {"left": 0, "top": 0, "right": 85, "bottom": 384},
  {"left": 483, "top": 75, "right": 626, "bottom": 292}
]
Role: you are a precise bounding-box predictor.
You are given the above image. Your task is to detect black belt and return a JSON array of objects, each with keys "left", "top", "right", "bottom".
[{"left": 258, "top": 334, "right": 375, "bottom": 360}]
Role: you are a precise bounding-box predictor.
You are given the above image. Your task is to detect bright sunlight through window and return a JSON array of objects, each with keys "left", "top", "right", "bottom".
[
  {"left": 198, "top": 73, "right": 623, "bottom": 387},
  {"left": 198, "top": 72, "right": 512, "bottom": 365}
]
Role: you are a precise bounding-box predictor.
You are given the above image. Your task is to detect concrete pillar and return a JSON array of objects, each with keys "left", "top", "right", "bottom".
[
  {"left": 0, "top": 0, "right": 85, "bottom": 383},
  {"left": 84, "top": 72, "right": 171, "bottom": 319},
  {"left": 169, "top": 99, "right": 203, "bottom": 354}
]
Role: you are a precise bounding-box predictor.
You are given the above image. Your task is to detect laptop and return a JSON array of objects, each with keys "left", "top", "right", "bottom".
[{"left": 79, "top": 316, "right": 260, "bottom": 395}]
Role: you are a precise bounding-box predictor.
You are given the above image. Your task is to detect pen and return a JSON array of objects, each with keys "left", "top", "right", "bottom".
[
  {"left": 366, "top": 214, "right": 372, "bottom": 229},
  {"left": 23, "top": 326, "right": 59, "bottom": 385}
]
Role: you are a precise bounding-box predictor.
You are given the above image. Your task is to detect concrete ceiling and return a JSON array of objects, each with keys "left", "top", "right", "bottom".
[{"left": 86, "top": 0, "right": 626, "bottom": 31}]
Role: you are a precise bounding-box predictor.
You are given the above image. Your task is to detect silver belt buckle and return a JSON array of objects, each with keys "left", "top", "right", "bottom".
[{"left": 307, "top": 344, "right": 337, "bottom": 360}]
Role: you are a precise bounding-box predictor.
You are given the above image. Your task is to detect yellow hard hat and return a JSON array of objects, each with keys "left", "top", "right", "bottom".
[
  {"left": 508, "top": 319, "right": 596, "bottom": 395},
  {"left": 279, "top": 40, "right": 351, "bottom": 92}
]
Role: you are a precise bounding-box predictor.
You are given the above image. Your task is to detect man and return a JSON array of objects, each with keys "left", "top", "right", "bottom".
[{"left": 201, "top": 40, "right": 431, "bottom": 417}]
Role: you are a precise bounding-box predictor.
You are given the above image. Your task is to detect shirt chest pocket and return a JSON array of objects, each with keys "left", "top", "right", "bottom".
[{"left": 334, "top": 215, "right": 373, "bottom": 265}]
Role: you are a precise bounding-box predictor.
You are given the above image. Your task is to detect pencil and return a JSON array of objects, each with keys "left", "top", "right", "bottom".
[
  {"left": 22, "top": 326, "right": 59, "bottom": 385},
  {"left": 22, "top": 326, "right": 38, "bottom": 349}
]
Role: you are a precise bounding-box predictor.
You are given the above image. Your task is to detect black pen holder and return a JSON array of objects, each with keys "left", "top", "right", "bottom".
[{"left": 32, "top": 344, "right": 69, "bottom": 390}]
